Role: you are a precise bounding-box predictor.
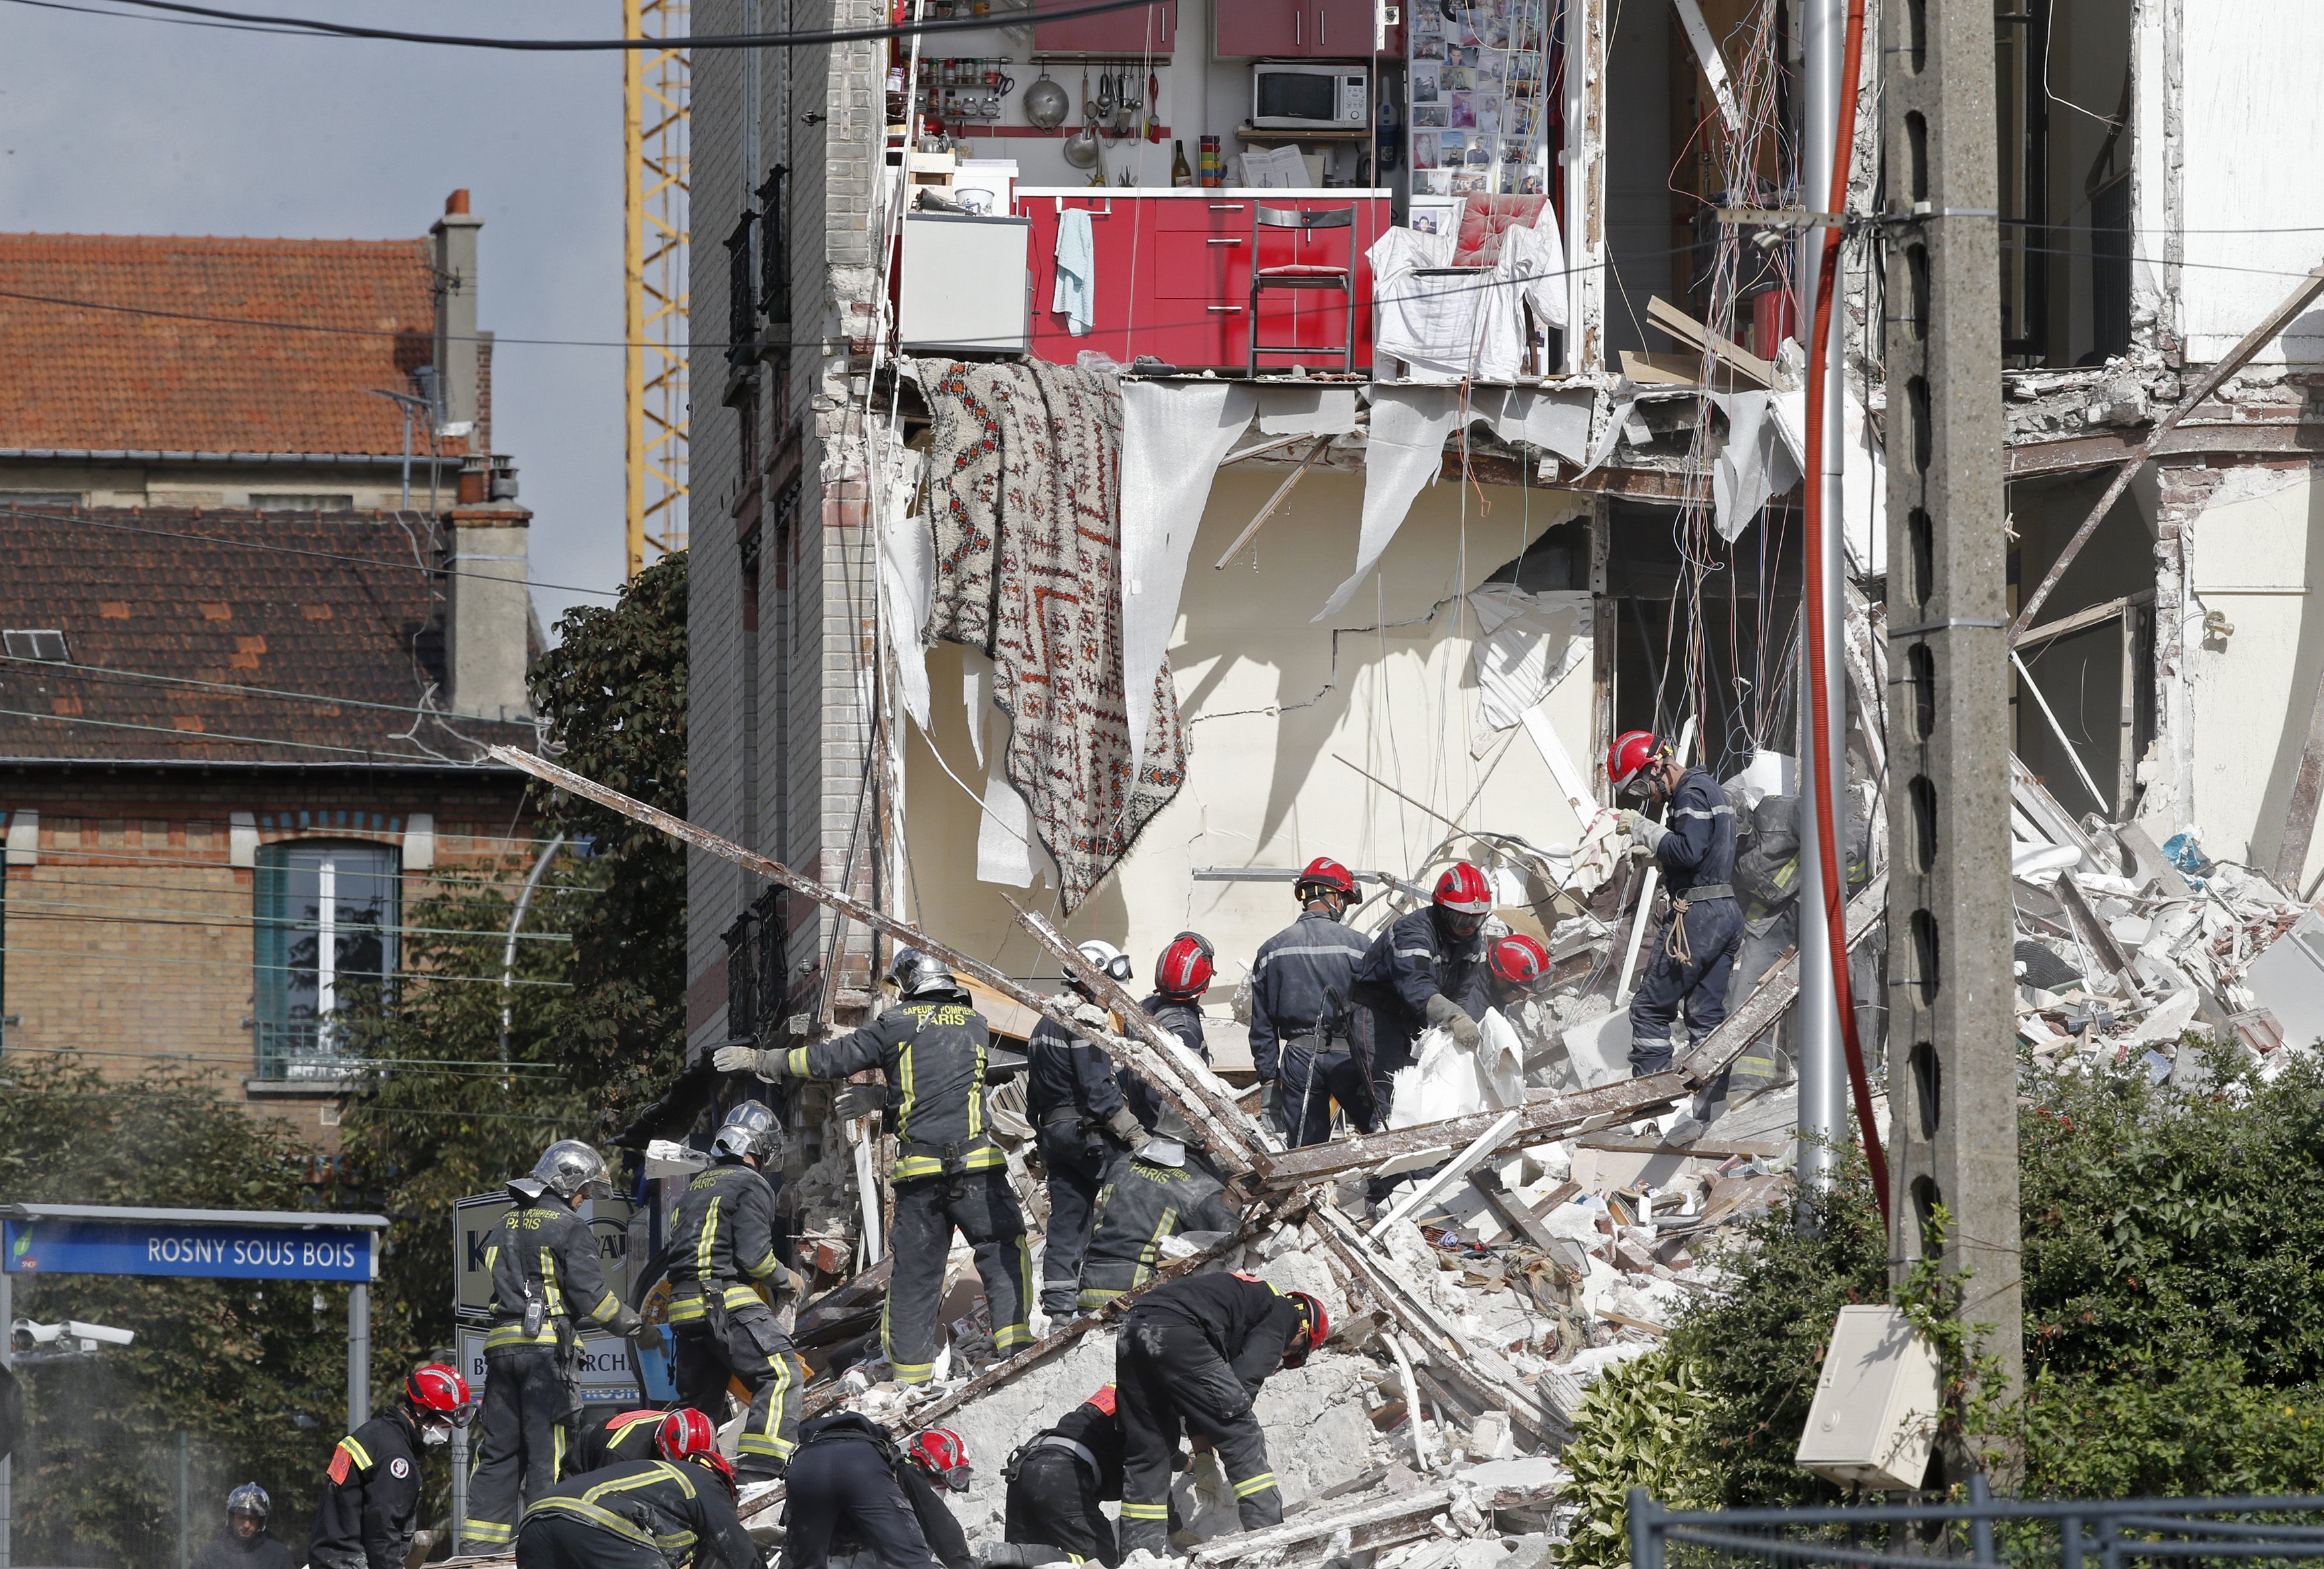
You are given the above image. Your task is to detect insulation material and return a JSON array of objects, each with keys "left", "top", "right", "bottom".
[
  {"left": 961, "top": 647, "right": 993, "bottom": 770},
  {"left": 1467, "top": 586, "right": 1590, "bottom": 748},
  {"left": 878, "top": 441, "right": 935, "bottom": 730},
  {"left": 1120, "top": 380, "right": 1260, "bottom": 785},
  {"left": 1465, "top": 384, "right": 1594, "bottom": 464},
  {"left": 1317, "top": 385, "right": 1465, "bottom": 620},
  {"left": 975, "top": 720, "right": 1055, "bottom": 889},
  {"left": 1256, "top": 383, "right": 1363, "bottom": 436},
  {"left": 1709, "top": 390, "right": 1803, "bottom": 543},
  {"left": 1386, "top": 1017, "right": 1526, "bottom": 1128}
]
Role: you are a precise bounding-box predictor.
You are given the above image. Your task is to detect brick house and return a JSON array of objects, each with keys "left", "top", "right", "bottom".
[{"left": 0, "top": 193, "right": 541, "bottom": 1144}]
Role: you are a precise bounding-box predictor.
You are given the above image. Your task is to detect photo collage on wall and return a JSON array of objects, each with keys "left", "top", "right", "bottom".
[{"left": 1407, "top": 0, "right": 1551, "bottom": 198}]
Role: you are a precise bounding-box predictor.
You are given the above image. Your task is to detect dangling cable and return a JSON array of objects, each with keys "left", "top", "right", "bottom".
[{"left": 1801, "top": 0, "right": 1889, "bottom": 1226}]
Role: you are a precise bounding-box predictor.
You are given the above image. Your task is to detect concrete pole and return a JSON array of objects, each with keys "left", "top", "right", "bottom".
[
  {"left": 1880, "top": 0, "right": 2025, "bottom": 1404},
  {"left": 347, "top": 1283, "right": 371, "bottom": 1430},
  {"left": 1792, "top": 0, "right": 1849, "bottom": 1199},
  {"left": 450, "top": 1420, "right": 471, "bottom": 1552},
  {"left": 1, "top": 1264, "right": 12, "bottom": 1569}
]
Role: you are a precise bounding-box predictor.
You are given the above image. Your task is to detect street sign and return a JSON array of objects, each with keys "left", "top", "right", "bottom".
[
  {"left": 3, "top": 1215, "right": 376, "bottom": 1281},
  {"left": 454, "top": 1193, "right": 637, "bottom": 1321},
  {"left": 452, "top": 1326, "right": 651, "bottom": 1405}
]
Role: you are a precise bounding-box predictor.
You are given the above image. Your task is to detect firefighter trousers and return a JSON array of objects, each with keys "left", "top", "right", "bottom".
[
  {"left": 1115, "top": 1313, "right": 1281, "bottom": 1557},
  {"left": 1277, "top": 1042, "right": 1368, "bottom": 1149},
  {"left": 672, "top": 1297, "right": 803, "bottom": 1476},
  {"left": 515, "top": 1512, "right": 663, "bottom": 1569},
  {"left": 884, "top": 1169, "right": 1034, "bottom": 1384},
  {"left": 1005, "top": 1449, "right": 1119, "bottom": 1566},
  {"left": 467, "top": 1346, "right": 568, "bottom": 1548},
  {"left": 786, "top": 1435, "right": 942, "bottom": 1569},
  {"left": 1036, "top": 1123, "right": 1118, "bottom": 1317},
  {"left": 1628, "top": 896, "right": 1744, "bottom": 1074}
]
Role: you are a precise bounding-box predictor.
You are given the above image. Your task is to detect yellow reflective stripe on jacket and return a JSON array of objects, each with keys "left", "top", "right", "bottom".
[
  {"left": 1118, "top": 1503, "right": 1170, "bottom": 1520},
  {"left": 967, "top": 1041, "right": 984, "bottom": 1140},
  {"left": 746, "top": 1248, "right": 780, "bottom": 1279},
  {"left": 463, "top": 1520, "right": 514, "bottom": 1546},
  {"left": 695, "top": 1197, "right": 722, "bottom": 1281},
  {"left": 668, "top": 1284, "right": 766, "bottom": 1322},
  {"left": 483, "top": 1322, "right": 562, "bottom": 1349},
  {"left": 893, "top": 1143, "right": 1005, "bottom": 1181},
  {"left": 786, "top": 1046, "right": 812, "bottom": 1076},
  {"left": 1131, "top": 1206, "right": 1180, "bottom": 1290},
  {"left": 539, "top": 1247, "right": 566, "bottom": 1317},
  {"left": 897, "top": 1039, "right": 917, "bottom": 1143},
  {"left": 339, "top": 1437, "right": 373, "bottom": 1471},
  {"left": 1232, "top": 1471, "right": 1280, "bottom": 1499}
]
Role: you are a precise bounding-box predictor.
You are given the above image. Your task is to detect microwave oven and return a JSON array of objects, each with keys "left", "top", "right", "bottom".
[{"left": 1251, "top": 63, "right": 1368, "bottom": 129}]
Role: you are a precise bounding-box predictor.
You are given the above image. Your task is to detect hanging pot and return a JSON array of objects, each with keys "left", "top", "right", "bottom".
[
  {"left": 1023, "top": 64, "right": 1070, "bottom": 129},
  {"left": 1061, "top": 110, "right": 1102, "bottom": 168}
]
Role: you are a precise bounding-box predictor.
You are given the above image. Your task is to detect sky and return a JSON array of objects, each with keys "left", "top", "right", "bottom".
[{"left": 0, "top": 0, "right": 638, "bottom": 635}]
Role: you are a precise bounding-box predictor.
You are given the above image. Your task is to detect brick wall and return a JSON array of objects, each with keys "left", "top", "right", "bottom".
[{"left": 1, "top": 768, "right": 534, "bottom": 1149}]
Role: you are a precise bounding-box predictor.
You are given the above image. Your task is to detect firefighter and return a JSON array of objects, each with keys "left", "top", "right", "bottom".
[
  {"left": 1114, "top": 1274, "right": 1329, "bottom": 1558},
  {"left": 660, "top": 1100, "right": 801, "bottom": 1479},
  {"left": 467, "top": 1140, "right": 645, "bottom": 1550},
  {"left": 716, "top": 948, "right": 1032, "bottom": 1384},
  {"left": 783, "top": 1415, "right": 975, "bottom": 1569},
  {"left": 1484, "top": 932, "right": 1554, "bottom": 1011},
  {"left": 515, "top": 1432, "right": 759, "bottom": 1569},
  {"left": 566, "top": 1406, "right": 718, "bottom": 1478},
  {"left": 1608, "top": 730, "right": 1744, "bottom": 1076},
  {"left": 1003, "top": 1386, "right": 1124, "bottom": 1567},
  {"left": 1025, "top": 940, "right": 1151, "bottom": 1321},
  {"left": 311, "top": 1364, "right": 471, "bottom": 1569},
  {"left": 1349, "top": 862, "right": 1495, "bottom": 1123},
  {"left": 1075, "top": 1114, "right": 1240, "bottom": 1310},
  {"left": 1247, "top": 857, "right": 1373, "bottom": 1147},
  {"left": 192, "top": 1483, "right": 295, "bottom": 1569},
  {"left": 1121, "top": 932, "right": 1216, "bottom": 1133}
]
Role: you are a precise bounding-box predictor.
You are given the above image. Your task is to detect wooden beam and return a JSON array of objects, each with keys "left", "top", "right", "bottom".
[
  {"left": 1646, "top": 294, "right": 1777, "bottom": 389},
  {"left": 2013, "top": 258, "right": 2324, "bottom": 639},
  {"left": 2012, "top": 588, "right": 2155, "bottom": 651},
  {"left": 1214, "top": 436, "right": 1332, "bottom": 569}
]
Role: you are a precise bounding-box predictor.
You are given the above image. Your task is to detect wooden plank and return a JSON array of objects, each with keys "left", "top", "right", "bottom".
[
  {"left": 1214, "top": 436, "right": 1333, "bottom": 570},
  {"left": 1646, "top": 294, "right": 1777, "bottom": 388},
  {"left": 1574, "top": 1132, "right": 1785, "bottom": 1160},
  {"left": 2012, "top": 588, "right": 2154, "bottom": 651},
  {"left": 2012, "top": 258, "right": 2324, "bottom": 639},
  {"left": 1468, "top": 1169, "right": 1576, "bottom": 1253}
]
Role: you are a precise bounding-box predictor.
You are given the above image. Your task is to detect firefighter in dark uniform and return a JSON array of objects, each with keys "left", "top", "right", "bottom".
[
  {"left": 659, "top": 1100, "right": 801, "bottom": 1479},
  {"left": 1025, "top": 940, "right": 1152, "bottom": 1321},
  {"left": 515, "top": 1437, "right": 759, "bottom": 1569},
  {"left": 1248, "top": 857, "right": 1373, "bottom": 1147},
  {"left": 467, "top": 1140, "right": 645, "bottom": 1550},
  {"left": 1076, "top": 1120, "right": 1240, "bottom": 1310},
  {"left": 1349, "top": 862, "right": 1494, "bottom": 1123},
  {"left": 311, "top": 1364, "right": 471, "bottom": 1569},
  {"left": 566, "top": 1406, "right": 716, "bottom": 1478},
  {"left": 1114, "top": 1274, "right": 1327, "bottom": 1558},
  {"left": 1122, "top": 934, "right": 1216, "bottom": 1134},
  {"left": 1004, "top": 1386, "right": 1125, "bottom": 1567},
  {"left": 783, "top": 1415, "right": 975, "bottom": 1569},
  {"left": 718, "top": 948, "right": 1032, "bottom": 1384},
  {"left": 193, "top": 1483, "right": 297, "bottom": 1569},
  {"left": 1608, "top": 730, "right": 1744, "bottom": 1076}
]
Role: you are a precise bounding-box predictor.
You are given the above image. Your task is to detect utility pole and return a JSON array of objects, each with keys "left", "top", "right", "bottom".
[
  {"left": 1880, "top": 0, "right": 2024, "bottom": 1408},
  {"left": 1792, "top": 0, "right": 1847, "bottom": 1199}
]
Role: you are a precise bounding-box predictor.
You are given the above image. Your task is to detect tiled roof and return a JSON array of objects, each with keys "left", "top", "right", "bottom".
[
  {"left": 0, "top": 505, "right": 529, "bottom": 766},
  {"left": 0, "top": 233, "right": 434, "bottom": 455}
]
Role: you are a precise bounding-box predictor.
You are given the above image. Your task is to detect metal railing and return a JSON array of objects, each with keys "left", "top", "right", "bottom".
[{"left": 1630, "top": 1484, "right": 2324, "bottom": 1569}]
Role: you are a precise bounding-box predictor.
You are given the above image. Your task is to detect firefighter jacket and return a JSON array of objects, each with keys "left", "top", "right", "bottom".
[
  {"left": 1647, "top": 768, "right": 1738, "bottom": 898},
  {"left": 1078, "top": 1157, "right": 1240, "bottom": 1301},
  {"left": 1351, "top": 908, "right": 1489, "bottom": 1070},
  {"left": 483, "top": 1184, "right": 631, "bottom": 1351},
  {"left": 792, "top": 1414, "right": 975, "bottom": 1569},
  {"left": 765, "top": 984, "right": 1001, "bottom": 1181},
  {"left": 1026, "top": 1009, "right": 1129, "bottom": 1128},
  {"left": 1017, "top": 1398, "right": 1125, "bottom": 1499},
  {"left": 192, "top": 1531, "right": 295, "bottom": 1569},
  {"left": 1127, "top": 1273, "right": 1305, "bottom": 1396},
  {"left": 1246, "top": 910, "right": 1369, "bottom": 1083},
  {"left": 1121, "top": 994, "right": 1210, "bottom": 1131},
  {"left": 568, "top": 1408, "right": 668, "bottom": 1476},
  {"left": 522, "top": 1459, "right": 761, "bottom": 1569},
  {"left": 665, "top": 1158, "right": 788, "bottom": 1326},
  {"left": 309, "top": 1407, "right": 423, "bottom": 1569}
]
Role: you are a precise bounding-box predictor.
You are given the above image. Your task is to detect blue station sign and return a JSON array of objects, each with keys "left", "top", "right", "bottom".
[{"left": 4, "top": 1216, "right": 379, "bottom": 1281}]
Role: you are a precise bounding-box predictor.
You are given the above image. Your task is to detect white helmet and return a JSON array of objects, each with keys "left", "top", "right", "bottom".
[
  {"left": 1075, "top": 940, "right": 1132, "bottom": 984},
  {"left": 710, "top": 1100, "right": 781, "bottom": 1163},
  {"left": 529, "top": 1139, "right": 612, "bottom": 1200}
]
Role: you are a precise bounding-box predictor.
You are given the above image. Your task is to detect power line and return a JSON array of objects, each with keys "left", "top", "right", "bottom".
[
  {"left": 0, "top": 1041, "right": 582, "bottom": 1076},
  {"left": 30, "top": 0, "right": 1175, "bottom": 52},
  {"left": 0, "top": 701, "right": 487, "bottom": 762},
  {"left": 0, "top": 1082, "right": 590, "bottom": 1124},
  {"left": 0, "top": 941, "right": 575, "bottom": 985},
  {"left": 0, "top": 502, "right": 624, "bottom": 601},
  {"left": 20, "top": 845, "right": 612, "bottom": 892},
  {"left": 4, "top": 899, "right": 574, "bottom": 942},
  {"left": 1, "top": 651, "right": 497, "bottom": 722}
]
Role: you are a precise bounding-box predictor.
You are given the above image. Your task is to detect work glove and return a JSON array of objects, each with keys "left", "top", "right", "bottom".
[
  {"left": 1627, "top": 838, "right": 1659, "bottom": 864},
  {"left": 1426, "top": 992, "right": 1483, "bottom": 1051},
  {"left": 832, "top": 1082, "right": 884, "bottom": 1121},
  {"left": 1105, "top": 1105, "right": 1153, "bottom": 1155},
  {"left": 714, "top": 1044, "right": 776, "bottom": 1076},
  {"left": 607, "top": 1304, "right": 647, "bottom": 1340},
  {"left": 1620, "top": 808, "right": 1671, "bottom": 855}
]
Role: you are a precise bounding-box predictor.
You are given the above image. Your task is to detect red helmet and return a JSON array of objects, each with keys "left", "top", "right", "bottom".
[
  {"left": 1084, "top": 1384, "right": 1118, "bottom": 1417},
  {"left": 1608, "top": 730, "right": 1665, "bottom": 791},
  {"left": 1154, "top": 932, "right": 1216, "bottom": 1000},
  {"left": 907, "top": 1428, "right": 972, "bottom": 1490},
  {"left": 404, "top": 1364, "right": 473, "bottom": 1426},
  {"left": 1487, "top": 934, "right": 1552, "bottom": 993},
  {"left": 1294, "top": 857, "right": 1363, "bottom": 904},
  {"left": 685, "top": 1447, "right": 738, "bottom": 1500},
  {"left": 656, "top": 1408, "right": 720, "bottom": 1463},
  {"left": 1283, "top": 1291, "right": 1330, "bottom": 1366},
  {"left": 1432, "top": 862, "right": 1493, "bottom": 917}
]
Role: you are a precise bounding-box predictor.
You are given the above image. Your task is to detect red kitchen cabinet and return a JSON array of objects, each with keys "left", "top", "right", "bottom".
[
  {"left": 1018, "top": 191, "right": 1383, "bottom": 371},
  {"left": 1309, "top": 0, "right": 1373, "bottom": 55},
  {"left": 1032, "top": 0, "right": 1176, "bottom": 53},
  {"left": 1217, "top": 0, "right": 1372, "bottom": 56}
]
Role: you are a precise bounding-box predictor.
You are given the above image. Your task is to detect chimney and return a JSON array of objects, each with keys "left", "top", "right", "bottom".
[
  {"left": 430, "top": 189, "right": 483, "bottom": 447},
  {"left": 445, "top": 461, "right": 532, "bottom": 721}
]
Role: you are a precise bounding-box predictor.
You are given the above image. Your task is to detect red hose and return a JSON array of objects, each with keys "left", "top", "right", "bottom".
[{"left": 1800, "top": 0, "right": 1890, "bottom": 1228}]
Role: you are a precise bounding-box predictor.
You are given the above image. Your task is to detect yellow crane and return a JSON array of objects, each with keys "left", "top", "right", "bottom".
[{"left": 623, "top": 0, "right": 689, "bottom": 578}]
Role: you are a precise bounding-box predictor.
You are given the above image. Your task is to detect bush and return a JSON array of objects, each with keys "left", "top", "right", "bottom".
[{"left": 1558, "top": 1351, "right": 1715, "bottom": 1569}]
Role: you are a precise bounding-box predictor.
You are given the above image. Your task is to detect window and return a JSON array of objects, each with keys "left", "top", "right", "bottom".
[
  {"left": 726, "top": 209, "right": 760, "bottom": 367},
  {"left": 254, "top": 494, "right": 356, "bottom": 512},
  {"left": 254, "top": 841, "right": 398, "bottom": 1080},
  {"left": 1, "top": 629, "right": 68, "bottom": 661},
  {"left": 758, "top": 165, "right": 791, "bottom": 328}
]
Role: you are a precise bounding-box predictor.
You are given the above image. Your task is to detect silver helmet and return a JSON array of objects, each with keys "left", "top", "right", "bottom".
[
  {"left": 710, "top": 1100, "right": 781, "bottom": 1163},
  {"left": 1074, "top": 940, "right": 1132, "bottom": 985},
  {"left": 530, "top": 1139, "right": 612, "bottom": 1200},
  {"left": 224, "top": 1483, "right": 271, "bottom": 1526},
  {"left": 887, "top": 946, "right": 956, "bottom": 997}
]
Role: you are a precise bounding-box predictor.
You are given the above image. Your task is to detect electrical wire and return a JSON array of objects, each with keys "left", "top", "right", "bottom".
[
  {"left": 0, "top": 1041, "right": 582, "bottom": 1076},
  {"left": 0, "top": 942, "right": 574, "bottom": 985},
  {"left": 0, "top": 702, "right": 489, "bottom": 762},
  {"left": 0, "top": 652, "right": 509, "bottom": 722},
  {"left": 20, "top": 845, "right": 608, "bottom": 891},
  {"left": 3, "top": 896, "right": 572, "bottom": 942}
]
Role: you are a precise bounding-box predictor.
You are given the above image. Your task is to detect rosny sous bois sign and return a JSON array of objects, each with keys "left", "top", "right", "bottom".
[{"left": 4, "top": 1216, "right": 378, "bottom": 1282}]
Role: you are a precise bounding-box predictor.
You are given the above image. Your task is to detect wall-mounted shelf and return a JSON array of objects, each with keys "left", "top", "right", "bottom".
[{"left": 1236, "top": 122, "right": 1374, "bottom": 140}]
